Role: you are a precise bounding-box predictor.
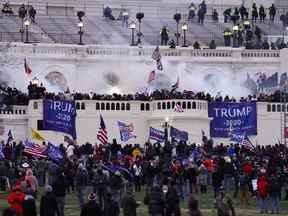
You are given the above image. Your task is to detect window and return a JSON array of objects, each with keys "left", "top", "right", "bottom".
[
  {"left": 157, "top": 102, "right": 161, "bottom": 110},
  {"left": 182, "top": 101, "right": 186, "bottom": 109},
  {"left": 267, "top": 104, "right": 271, "bottom": 112},
  {"left": 146, "top": 103, "right": 150, "bottom": 111},
  {"left": 141, "top": 103, "right": 144, "bottom": 111},
  {"left": 162, "top": 102, "right": 166, "bottom": 109},
  {"left": 282, "top": 104, "right": 286, "bottom": 112},
  {"left": 277, "top": 104, "right": 281, "bottom": 112},
  {"left": 121, "top": 103, "right": 125, "bottom": 110},
  {"left": 192, "top": 102, "right": 196, "bottom": 109},
  {"left": 101, "top": 103, "right": 105, "bottom": 110},
  {"left": 111, "top": 103, "right": 115, "bottom": 110},
  {"left": 126, "top": 103, "right": 130, "bottom": 110},
  {"left": 116, "top": 103, "right": 120, "bottom": 110},
  {"left": 96, "top": 103, "right": 100, "bottom": 110},
  {"left": 172, "top": 101, "right": 175, "bottom": 108},
  {"left": 106, "top": 103, "right": 110, "bottom": 110},
  {"left": 81, "top": 103, "right": 85, "bottom": 110},
  {"left": 272, "top": 104, "right": 276, "bottom": 112},
  {"left": 76, "top": 102, "right": 80, "bottom": 110},
  {"left": 167, "top": 102, "right": 171, "bottom": 109},
  {"left": 187, "top": 102, "right": 191, "bottom": 109}
]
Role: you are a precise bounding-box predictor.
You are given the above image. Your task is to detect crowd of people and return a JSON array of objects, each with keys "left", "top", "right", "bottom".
[
  {"left": 0, "top": 134, "right": 287, "bottom": 216},
  {"left": 0, "top": 81, "right": 287, "bottom": 109}
]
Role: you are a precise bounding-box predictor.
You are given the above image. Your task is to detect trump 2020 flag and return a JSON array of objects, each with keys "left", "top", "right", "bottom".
[
  {"left": 149, "top": 127, "right": 165, "bottom": 142},
  {"left": 118, "top": 121, "right": 136, "bottom": 142},
  {"left": 43, "top": 99, "right": 77, "bottom": 139},
  {"left": 43, "top": 143, "right": 64, "bottom": 163}
]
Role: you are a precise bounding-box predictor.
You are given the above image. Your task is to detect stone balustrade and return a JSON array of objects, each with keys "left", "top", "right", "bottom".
[{"left": 5, "top": 43, "right": 281, "bottom": 60}]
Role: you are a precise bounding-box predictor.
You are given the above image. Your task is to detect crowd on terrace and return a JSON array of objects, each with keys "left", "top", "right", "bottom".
[{"left": 0, "top": 81, "right": 286, "bottom": 109}]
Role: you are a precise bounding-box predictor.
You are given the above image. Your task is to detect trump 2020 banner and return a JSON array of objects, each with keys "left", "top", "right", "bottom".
[
  {"left": 208, "top": 102, "right": 257, "bottom": 138},
  {"left": 43, "top": 99, "right": 77, "bottom": 139}
]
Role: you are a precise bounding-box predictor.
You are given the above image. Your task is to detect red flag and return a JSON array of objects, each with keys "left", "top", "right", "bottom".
[
  {"left": 147, "top": 70, "right": 156, "bottom": 84},
  {"left": 24, "top": 58, "right": 32, "bottom": 75}
]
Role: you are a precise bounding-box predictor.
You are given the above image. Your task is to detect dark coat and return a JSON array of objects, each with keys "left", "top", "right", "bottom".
[
  {"left": 121, "top": 193, "right": 139, "bottom": 216},
  {"left": 40, "top": 192, "right": 59, "bottom": 216},
  {"left": 144, "top": 187, "right": 165, "bottom": 215},
  {"left": 22, "top": 195, "right": 37, "bottom": 216},
  {"left": 103, "top": 199, "right": 119, "bottom": 216},
  {"left": 80, "top": 201, "right": 102, "bottom": 216},
  {"left": 52, "top": 175, "right": 66, "bottom": 197}
]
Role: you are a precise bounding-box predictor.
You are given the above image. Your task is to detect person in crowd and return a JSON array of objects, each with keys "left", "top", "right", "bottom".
[
  {"left": 239, "top": 172, "right": 249, "bottom": 205},
  {"left": 121, "top": 9, "right": 129, "bottom": 28},
  {"left": 92, "top": 166, "right": 108, "bottom": 210},
  {"left": 199, "top": 163, "right": 207, "bottom": 194},
  {"left": 80, "top": 192, "right": 103, "bottom": 216},
  {"left": 231, "top": 8, "right": 240, "bottom": 25},
  {"left": 25, "top": 168, "right": 38, "bottom": 197},
  {"left": 169, "top": 39, "right": 176, "bottom": 49},
  {"left": 223, "top": 8, "right": 231, "bottom": 23},
  {"left": 252, "top": 3, "right": 258, "bottom": 22},
  {"left": 257, "top": 175, "right": 268, "bottom": 214},
  {"left": 103, "top": 6, "right": 115, "bottom": 20},
  {"left": 215, "top": 187, "right": 235, "bottom": 216},
  {"left": 269, "top": 4, "right": 276, "bottom": 22},
  {"left": 29, "top": 6, "right": 36, "bottom": 23},
  {"left": 52, "top": 172, "right": 66, "bottom": 216},
  {"left": 188, "top": 3, "right": 196, "bottom": 20},
  {"left": 121, "top": 187, "right": 139, "bottom": 216},
  {"left": 165, "top": 180, "right": 181, "bottom": 216},
  {"left": 239, "top": 4, "right": 248, "bottom": 20},
  {"left": 109, "top": 170, "right": 123, "bottom": 205},
  {"left": 193, "top": 41, "right": 200, "bottom": 49},
  {"left": 160, "top": 26, "right": 169, "bottom": 46},
  {"left": 75, "top": 163, "right": 89, "bottom": 208},
  {"left": 144, "top": 185, "right": 165, "bottom": 216},
  {"left": 40, "top": 185, "right": 59, "bottom": 216},
  {"left": 268, "top": 176, "right": 281, "bottom": 214},
  {"left": 197, "top": 1, "right": 207, "bottom": 25},
  {"left": 259, "top": 5, "right": 266, "bottom": 22},
  {"left": 262, "top": 40, "right": 270, "bottom": 49},
  {"left": 2, "top": 2, "right": 13, "bottom": 15},
  {"left": 188, "top": 194, "right": 202, "bottom": 216},
  {"left": 7, "top": 185, "right": 25, "bottom": 216},
  {"left": 133, "top": 160, "right": 142, "bottom": 192},
  {"left": 223, "top": 28, "right": 232, "bottom": 47},
  {"left": 22, "top": 188, "right": 37, "bottom": 216},
  {"left": 212, "top": 9, "right": 219, "bottom": 22},
  {"left": 254, "top": 26, "right": 262, "bottom": 41},
  {"left": 2, "top": 208, "right": 17, "bottom": 216},
  {"left": 103, "top": 192, "right": 120, "bottom": 216}
]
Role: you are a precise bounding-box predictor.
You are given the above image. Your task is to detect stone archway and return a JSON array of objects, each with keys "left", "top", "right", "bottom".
[{"left": 45, "top": 71, "right": 68, "bottom": 91}]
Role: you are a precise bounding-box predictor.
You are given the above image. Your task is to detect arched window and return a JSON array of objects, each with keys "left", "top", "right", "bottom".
[
  {"left": 146, "top": 103, "right": 150, "bottom": 111},
  {"left": 162, "top": 102, "right": 166, "bottom": 109},
  {"left": 192, "top": 102, "right": 196, "bottom": 109},
  {"left": 182, "top": 101, "right": 186, "bottom": 109},
  {"left": 126, "top": 103, "right": 130, "bottom": 110},
  {"left": 101, "top": 103, "right": 105, "bottom": 110},
  {"left": 111, "top": 103, "right": 115, "bottom": 110},
  {"left": 167, "top": 102, "right": 171, "bottom": 109},
  {"left": 116, "top": 103, "right": 120, "bottom": 110},
  {"left": 140, "top": 103, "right": 145, "bottom": 111},
  {"left": 157, "top": 102, "right": 161, "bottom": 110},
  {"left": 106, "top": 103, "right": 110, "bottom": 110},
  {"left": 96, "top": 103, "right": 100, "bottom": 110},
  {"left": 121, "top": 103, "right": 125, "bottom": 110},
  {"left": 81, "top": 103, "right": 85, "bottom": 110},
  {"left": 187, "top": 102, "right": 191, "bottom": 109}
]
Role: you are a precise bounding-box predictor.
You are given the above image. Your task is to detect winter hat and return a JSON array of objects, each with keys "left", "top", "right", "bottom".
[{"left": 88, "top": 192, "right": 97, "bottom": 201}]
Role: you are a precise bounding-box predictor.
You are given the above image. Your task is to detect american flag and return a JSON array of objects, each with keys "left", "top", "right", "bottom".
[
  {"left": 24, "top": 140, "right": 47, "bottom": 158},
  {"left": 174, "top": 104, "right": 184, "bottom": 113},
  {"left": 241, "top": 135, "right": 255, "bottom": 151},
  {"left": 147, "top": 70, "right": 156, "bottom": 84},
  {"left": 97, "top": 115, "right": 108, "bottom": 145},
  {"left": 24, "top": 58, "right": 32, "bottom": 75}
]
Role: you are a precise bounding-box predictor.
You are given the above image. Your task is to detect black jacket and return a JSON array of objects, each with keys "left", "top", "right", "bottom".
[
  {"left": 22, "top": 195, "right": 37, "bottom": 216},
  {"left": 40, "top": 192, "right": 59, "bottom": 216},
  {"left": 144, "top": 187, "right": 165, "bottom": 215},
  {"left": 52, "top": 175, "right": 66, "bottom": 197},
  {"left": 80, "top": 201, "right": 102, "bottom": 216},
  {"left": 121, "top": 193, "right": 139, "bottom": 216}
]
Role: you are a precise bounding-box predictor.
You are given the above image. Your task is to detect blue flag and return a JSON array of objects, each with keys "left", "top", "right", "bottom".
[
  {"left": 43, "top": 99, "right": 77, "bottom": 139},
  {"left": 170, "top": 126, "right": 188, "bottom": 141},
  {"left": 118, "top": 121, "right": 136, "bottom": 142},
  {"left": 149, "top": 127, "right": 165, "bottom": 142},
  {"left": 230, "top": 131, "right": 246, "bottom": 143},
  {"left": 43, "top": 143, "right": 64, "bottom": 163}
]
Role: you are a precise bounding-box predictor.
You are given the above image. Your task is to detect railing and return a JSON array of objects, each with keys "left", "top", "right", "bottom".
[
  {"left": 5, "top": 43, "right": 281, "bottom": 59},
  {"left": 0, "top": 105, "right": 27, "bottom": 115}
]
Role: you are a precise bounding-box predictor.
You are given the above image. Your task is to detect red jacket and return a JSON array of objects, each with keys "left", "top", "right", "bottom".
[
  {"left": 257, "top": 176, "right": 268, "bottom": 199},
  {"left": 7, "top": 190, "right": 26, "bottom": 215},
  {"left": 243, "top": 162, "right": 253, "bottom": 175}
]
